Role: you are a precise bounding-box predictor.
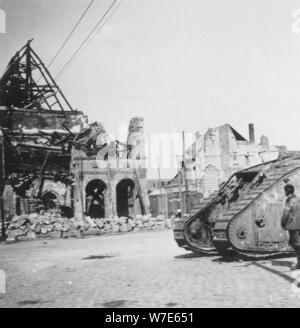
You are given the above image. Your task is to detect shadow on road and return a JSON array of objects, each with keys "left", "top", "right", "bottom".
[
  {"left": 174, "top": 252, "right": 217, "bottom": 259},
  {"left": 211, "top": 256, "right": 300, "bottom": 286},
  {"left": 82, "top": 254, "right": 117, "bottom": 261},
  {"left": 18, "top": 299, "right": 53, "bottom": 306},
  {"left": 214, "top": 252, "right": 295, "bottom": 263},
  {"left": 251, "top": 262, "right": 297, "bottom": 284},
  {"left": 212, "top": 256, "right": 242, "bottom": 263},
  {"left": 102, "top": 300, "right": 128, "bottom": 308}
]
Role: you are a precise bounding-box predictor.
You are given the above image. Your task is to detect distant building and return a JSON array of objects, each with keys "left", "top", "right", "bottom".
[
  {"left": 147, "top": 179, "right": 169, "bottom": 194},
  {"left": 185, "top": 123, "right": 282, "bottom": 197},
  {"left": 160, "top": 123, "right": 283, "bottom": 214}
]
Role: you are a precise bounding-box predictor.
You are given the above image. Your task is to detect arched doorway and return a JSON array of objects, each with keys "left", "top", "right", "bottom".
[
  {"left": 116, "top": 179, "right": 135, "bottom": 217},
  {"left": 41, "top": 191, "right": 59, "bottom": 211},
  {"left": 85, "top": 179, "right": 106, "bottom": 218}
]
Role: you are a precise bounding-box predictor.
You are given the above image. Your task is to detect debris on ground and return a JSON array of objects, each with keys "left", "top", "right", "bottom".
[{"left": 4, "top": 211, "right": 171, "bottom": 242}]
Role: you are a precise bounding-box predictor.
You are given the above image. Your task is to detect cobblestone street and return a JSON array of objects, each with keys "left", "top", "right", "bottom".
[{"left": 0, "top": 230, "right": 300, "bottom": 308}]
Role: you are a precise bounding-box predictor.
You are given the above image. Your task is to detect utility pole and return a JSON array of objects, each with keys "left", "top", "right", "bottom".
[
  {"left": 157, "top": 156, "right": 163, "bottom": 195},
  {"left": 157, "top": 156, "right": 168, "bottom": 217},
  {"left": 182, "top": 131, "right": 189, "bottom": 215},
  {"left": 175, "top": 154, "right": 183, "bottom": 216},
  {"left": 195, "top": 132, "right": 200, "bottom": 193}
]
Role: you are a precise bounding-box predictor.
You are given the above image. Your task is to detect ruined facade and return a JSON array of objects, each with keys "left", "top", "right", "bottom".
[
  {"left": 185, "top": 124, "right": 281, "bottom": 197},
  {"left": 0, "top": 42, "right": 149, "bottom": 230},
  {"left": 0, "top": 107, "right": 88, "bottom": 217},
  {"left": 0, "top": 42, "right": 89, "bottom": 223},
  {"left": 72, "top": 117, "right": 149, "bottom": 219}
]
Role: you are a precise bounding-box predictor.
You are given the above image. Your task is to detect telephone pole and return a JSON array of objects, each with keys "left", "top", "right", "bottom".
[
  {"left": 182, "top": 131, "right": 189, "bottom": 215},
  {"left": 157, "top": 156, "right": 168, "bottom": 217}
]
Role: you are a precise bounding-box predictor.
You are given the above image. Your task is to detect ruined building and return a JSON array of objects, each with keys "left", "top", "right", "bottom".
[
  {"left": 185, "top": 124, "right": 282, "bottom": 196},
  {"left": 0, "top": 41, "right": 148, "bottom": 229},
  {"left": 72, "top": 117, "right": 149, "bottom": 219},
  {"left": 163, "top": 124, "right": 282, "bottom": 214}
]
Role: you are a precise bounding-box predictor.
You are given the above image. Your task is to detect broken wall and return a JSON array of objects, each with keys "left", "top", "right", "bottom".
[
  {"left": 72, "top": 117, "right": 149, "bottom": 219},
  {"left": 184, "top": 124, "right": 280, "bottom": 198},
  {"left": 0, "top": 108, "right": 86, "bottom": 133}
]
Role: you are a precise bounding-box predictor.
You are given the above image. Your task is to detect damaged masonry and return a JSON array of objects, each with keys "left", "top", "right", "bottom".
[{"left": 0, "top": 41, "right": 157, "bottom": 242}]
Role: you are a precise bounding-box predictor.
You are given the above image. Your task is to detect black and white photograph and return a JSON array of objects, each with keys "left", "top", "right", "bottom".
[{"left": 1, "top": 0, "right": 300, "bottom": 312}]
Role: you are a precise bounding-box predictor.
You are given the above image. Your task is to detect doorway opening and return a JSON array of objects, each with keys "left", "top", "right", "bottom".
[
  {"left": 86, "top": 179, "right": 106, "bottom": 218},
  {"left": 41, "top": 191, "right": 59, "bottom": 211},
  {"left": 116, "top": 179, "right": 135, "bottom": 217}
]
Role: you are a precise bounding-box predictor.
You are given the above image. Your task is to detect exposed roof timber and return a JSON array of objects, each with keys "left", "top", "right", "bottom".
[{"left": 0, "top": 40, "right": 74, "bottom": 112}]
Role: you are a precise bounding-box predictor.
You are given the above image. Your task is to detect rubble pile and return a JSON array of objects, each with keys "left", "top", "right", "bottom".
[{"left": 5, "top": 211, "right": 173, "bottom": 242}]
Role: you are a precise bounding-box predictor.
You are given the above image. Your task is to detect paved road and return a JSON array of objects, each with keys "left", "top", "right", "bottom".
[{"left": 0, "top": 230, "right": 300, "bottom": 308}]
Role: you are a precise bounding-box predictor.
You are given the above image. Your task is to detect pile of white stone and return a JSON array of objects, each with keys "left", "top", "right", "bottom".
[{"left": 5, "top": 211, "right": 173, "bottom": 242}]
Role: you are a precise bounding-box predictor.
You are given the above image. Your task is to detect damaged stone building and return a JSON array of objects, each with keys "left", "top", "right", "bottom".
[
  {"left": 72, "top": 117, "right": 149, "bottom": 219},
  {"left": 183, "top": 123, "right": 282, "bottom": 197},
  {"left": 150, "top": 123, "right": 283, "bottom": 216},
  {"left": 0, "top": 41, "right": 149, "bottom": 235}
]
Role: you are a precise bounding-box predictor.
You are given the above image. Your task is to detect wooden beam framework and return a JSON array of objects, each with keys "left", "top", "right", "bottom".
[{"left": 0, "top": 40, "right": 74, "bottom": 112}]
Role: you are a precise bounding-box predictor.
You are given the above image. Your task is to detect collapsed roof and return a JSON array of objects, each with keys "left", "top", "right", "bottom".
[
  {"left": 0, "top": 42, "right": 88, "bottom": 201},
  {"left": 0, "top": 39, "right": 73, "bottom": 112}
]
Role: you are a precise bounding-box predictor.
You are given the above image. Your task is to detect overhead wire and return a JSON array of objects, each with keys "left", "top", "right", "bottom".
[
  {"left": 36, "top": 0, "right": 95, "bottom": 84},
  {"left": 46, "top": 0, "right": 95, "bottom": 70},
  {"left": 77, "top": 0, "right": 124, "bottom": 57},
  {"left": 55, "top": 0, "right": 120, "bottom": 80}
]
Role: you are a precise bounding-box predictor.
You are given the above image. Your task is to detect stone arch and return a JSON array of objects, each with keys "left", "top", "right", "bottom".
[
  {"left": 116, "top": 179, "right": 135, "bottom": 217},
  {"left": 41, "top": 190, "right": 60, "bottom": 211},
  {"left": 85, "top": 179, "right": 107, "bottom": 218}
]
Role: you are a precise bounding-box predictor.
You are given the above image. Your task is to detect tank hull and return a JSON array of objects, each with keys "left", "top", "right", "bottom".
[
  {"left": 213, "top": 168, "right": 300, "bottom": 255},
  {"left": 174, "top": 156, "right": 300, "bottom": 258}
]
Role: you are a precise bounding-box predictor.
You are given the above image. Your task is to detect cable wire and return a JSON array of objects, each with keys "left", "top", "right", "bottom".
[
  {"left": 55, "top": 0, "right": 119, "bottom": 80},
  {"left": 47, "top": 0, "right": 95, "bottom": 69}
]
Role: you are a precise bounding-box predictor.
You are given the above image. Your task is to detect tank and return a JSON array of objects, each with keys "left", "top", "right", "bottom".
[{"left": 174, "top": 153, "right": 300, "bottom": 257}]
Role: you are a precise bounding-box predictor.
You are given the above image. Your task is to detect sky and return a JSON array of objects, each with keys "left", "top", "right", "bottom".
[{"left": 1, "top": 0, "right": 300, "bottom": 178}]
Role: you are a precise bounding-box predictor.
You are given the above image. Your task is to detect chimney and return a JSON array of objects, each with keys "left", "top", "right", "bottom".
[{"left": 248, "top": 123, "right": 255, "bottom": 143}]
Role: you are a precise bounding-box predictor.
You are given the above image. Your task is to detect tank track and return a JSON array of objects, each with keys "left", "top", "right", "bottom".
[
  {"left": 173, "top": 191, "right": 219, "bottom": 254},
  {"left": 213, "top": 162, "right": 300, "bottom": 258},
  {"left": 173, "top": 160, "right": 280, "bottom": 253}
]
